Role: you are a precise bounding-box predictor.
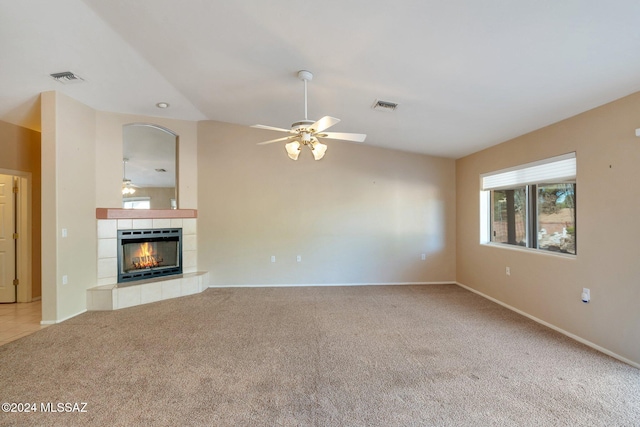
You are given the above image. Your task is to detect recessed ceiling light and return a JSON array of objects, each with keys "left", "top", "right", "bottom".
[{"left": 156, "top": 102, "right": 170, "bottom": 109}]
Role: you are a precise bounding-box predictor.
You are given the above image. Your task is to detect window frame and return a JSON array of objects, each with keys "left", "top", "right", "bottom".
[
  {"left": 122, "top": 197, "right": 151, "bottom": 210},
  {"left": 480, "top": 153, "right": 576, "bottom": 256},
  {"left": 490, "top": 186, "right": 529, "bottom": 247}
]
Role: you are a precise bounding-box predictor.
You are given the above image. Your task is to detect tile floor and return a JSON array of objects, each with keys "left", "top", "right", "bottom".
[{"left": 0, "top": 300, "right": 48, "bottom": 346}]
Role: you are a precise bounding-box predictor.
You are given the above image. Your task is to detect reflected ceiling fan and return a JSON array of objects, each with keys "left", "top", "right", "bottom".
[
  {"left": 122, "top": 158, "right": 138, "bottom": 195},
  {"left": 253, "top": 70, "right": 366, "bottom": 160}
]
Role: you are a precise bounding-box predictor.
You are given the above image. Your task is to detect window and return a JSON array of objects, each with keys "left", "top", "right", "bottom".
[
  {"left": 536, "top": 183, "right": 576, "bottom": 253},
  {"left": 123, "top": 197, "right": 151, "bottom": 209},
  {"left": 492, "top": 187, "right": 527, "bottom": 246},
  {"left": 481, "top": 153, "right": 576, "bottom": 255}
]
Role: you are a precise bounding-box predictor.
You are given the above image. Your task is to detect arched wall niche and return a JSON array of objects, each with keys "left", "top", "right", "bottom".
[{"left": 122, "top": 123, "right": 178, "bottom": 210}]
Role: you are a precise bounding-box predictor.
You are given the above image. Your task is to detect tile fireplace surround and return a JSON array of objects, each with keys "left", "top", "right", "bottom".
[{"left": 87, "top": 209, "right": 209, "bottom": 311}]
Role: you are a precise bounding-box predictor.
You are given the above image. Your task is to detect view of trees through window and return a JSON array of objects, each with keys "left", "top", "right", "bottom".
[
  {"left": 492, "top": 187, "right": 527, "bottom": 246},
  {"left": 537, "top": 183, "right": 576, "bottom": 254},
  {"left": 490, "top": 183, "right": 576, "bottom": 255}
]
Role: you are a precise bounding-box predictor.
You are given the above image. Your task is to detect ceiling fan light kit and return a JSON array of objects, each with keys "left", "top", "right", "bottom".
[
  {"left": 285, "top": 141, "right": 301, "bottom": 160},
  {"left": 253, "top": 70, "right": 366, "bottom": 161},
  {"left": 122, "top": 158, "right": 136, "bottom": 195},
  {"left": 311, "top": 140, "right": 328, "bottom": 160}
]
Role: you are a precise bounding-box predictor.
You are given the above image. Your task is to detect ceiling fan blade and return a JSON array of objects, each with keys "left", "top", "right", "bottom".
[
  {"left": 310, "top": 116, "right": 340, "bottom": 133},
  {"left": 252, "top": 124, "right": 293, "bottom": 133},
  {"left": 318, "top": 132, "right": 367, "bottom": 142},
  {"left": 257, "top": 136, "right": 296, "bottom": 145}
]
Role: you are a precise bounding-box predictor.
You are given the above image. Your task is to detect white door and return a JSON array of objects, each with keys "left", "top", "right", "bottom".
[{"left": 0, "top": 174, "right": 16, "bottom": 303}]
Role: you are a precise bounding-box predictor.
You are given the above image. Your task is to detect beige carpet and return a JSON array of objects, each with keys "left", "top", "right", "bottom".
[{"left": 0, "top": 285, "right": 638, "bottom": 426}]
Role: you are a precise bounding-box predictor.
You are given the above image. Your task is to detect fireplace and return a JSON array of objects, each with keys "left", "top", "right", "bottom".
[{"left": 117, "top": 228, "right": 182, "bottom": 283}]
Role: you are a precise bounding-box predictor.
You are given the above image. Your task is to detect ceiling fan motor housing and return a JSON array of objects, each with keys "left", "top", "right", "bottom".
[
  {"left": 297, "top": 70, "right": 313, "bottom": 81},
  {"left": 291, "top": 120, "right": 315, "bottom": 132}
]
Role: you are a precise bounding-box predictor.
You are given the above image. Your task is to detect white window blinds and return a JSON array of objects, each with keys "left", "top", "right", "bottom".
[{"left": 481, "top": 152, "right": 576, "bottom": 191}]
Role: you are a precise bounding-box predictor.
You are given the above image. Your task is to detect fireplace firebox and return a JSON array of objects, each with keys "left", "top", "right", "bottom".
[{"left": 117, "top": 228, "right": 182, "bottom": 283}]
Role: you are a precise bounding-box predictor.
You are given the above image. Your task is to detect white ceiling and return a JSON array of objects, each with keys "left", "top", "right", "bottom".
[{"left": 2, "top": 0, "right": 640, "bottom": 158}]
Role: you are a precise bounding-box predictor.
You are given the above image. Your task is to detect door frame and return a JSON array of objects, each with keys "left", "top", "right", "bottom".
[{"left": 0, "top": 169, "right": 32, "bottom": 303}]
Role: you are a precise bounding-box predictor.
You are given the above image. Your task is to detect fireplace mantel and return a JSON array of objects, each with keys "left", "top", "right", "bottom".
[{"left": 96, "top": 208, "right": 197, "bottom": 219}]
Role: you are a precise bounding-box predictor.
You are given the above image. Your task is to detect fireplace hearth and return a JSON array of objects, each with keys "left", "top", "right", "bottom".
[{"left": 117, "top": 228, "right": 182, "bottom": 283}]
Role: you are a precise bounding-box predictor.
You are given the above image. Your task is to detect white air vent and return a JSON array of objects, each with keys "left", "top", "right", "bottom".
[
  {"left": 372, "top": 99, "right": 398, "bottom": 111},
  {"left": 50, "top": 71, "right": 84, "bottom": 84}
]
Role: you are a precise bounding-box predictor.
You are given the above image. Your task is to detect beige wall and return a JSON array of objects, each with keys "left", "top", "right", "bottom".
[
  {"left": 456, "top": 91, "right": 640, "bottom": 365},
  {"left": 197, "top": 120, "right": 456, "bottom": 286},
  {"left": 41, "top": 91, "right": 97, "bottom": 322},
  {"left": 95, "top": 112, "right": 198, "bottom": 209},
  {"left": 0, "top": 119, "right": 41, "bottom": 298}
]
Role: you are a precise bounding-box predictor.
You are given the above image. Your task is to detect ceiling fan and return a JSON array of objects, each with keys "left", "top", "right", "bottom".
[{"left": 253, "top": 70, "right": 366, "bottom": 160}]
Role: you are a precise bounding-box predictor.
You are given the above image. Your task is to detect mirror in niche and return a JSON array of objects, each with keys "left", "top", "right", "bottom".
[{"left": 122, "top": 123, "right": 178, "bottom": 209}]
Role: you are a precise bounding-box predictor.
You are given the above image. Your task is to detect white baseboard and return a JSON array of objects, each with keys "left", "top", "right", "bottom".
[
  {"left": 208, "top": 281, "right": 455, "bottom": 289},
  {"left": 455, "top": 282, "right": 640, "bottom": 370},
  {"left": 40, "top": 309, "right": 87, "bottom": 325}
]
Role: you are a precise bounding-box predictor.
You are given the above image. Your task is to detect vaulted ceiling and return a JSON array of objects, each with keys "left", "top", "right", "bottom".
[{"left": 2, "top": 0, "right": 640, "bottom": 158}]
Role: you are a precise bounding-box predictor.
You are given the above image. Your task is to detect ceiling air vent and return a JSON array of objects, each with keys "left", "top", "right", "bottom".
[
  {"left": 49, "top": 71, "right": 84, "bottom": 84},
  {"left": 372, "top": 99, "right": 398, "bottom": 111}
]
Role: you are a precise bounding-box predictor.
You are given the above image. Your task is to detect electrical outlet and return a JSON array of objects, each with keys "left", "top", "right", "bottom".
[
  {"left": 506, "top": 267, "right": 510, "bottom": 276},
  {"left": 271, "top": 256, "right": 276, "bottom": 263},
  {"left": 297, "top": 255, "right": 301, "bottom": 262},
  {"left": 581, "top": 288, "right": 590, "bottom": 303},
  {"left": 62, "top": 275, "right": 68, "bottom": 285},
  {"left": 421, "top": 253, "right": 426, "bottom": 260}
]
